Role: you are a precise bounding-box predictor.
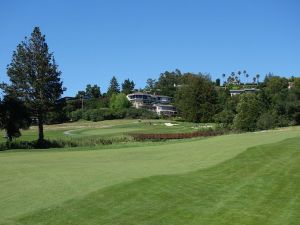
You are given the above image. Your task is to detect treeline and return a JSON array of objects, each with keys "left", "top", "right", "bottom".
[
  {"left": 215, "top": 76, "right": 300, "bottom": 131},
  {"left": 69, "top": 108, "right": 158, "bottom": 122},
  {"left": 144, "top": 71, "right": 300, "bottom": 131},
  {"left": 50, "top": 78, "right": 157, "bottom": 123},
  {"left": 49, "top": 70, "right": 300, "bottom": 133}
]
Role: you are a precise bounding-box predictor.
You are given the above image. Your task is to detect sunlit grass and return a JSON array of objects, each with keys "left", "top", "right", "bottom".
[
  {"left": 11, "top": 137, "right": 300, "bottom": 225},
  {"left": 0, "top": 126, "right": 299, "bottom": 224}
]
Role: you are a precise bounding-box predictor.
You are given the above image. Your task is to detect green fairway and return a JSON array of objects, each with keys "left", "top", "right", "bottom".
[
  {"left": 13, "top": 136, "right": 300, "bottom": 225},
  {"left": 0, "top": 126, "right": 300, "bottom": 224}
]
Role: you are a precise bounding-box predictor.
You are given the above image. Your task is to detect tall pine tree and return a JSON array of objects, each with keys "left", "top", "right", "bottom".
[
  {"left": 1, "top": 27, "right": 64, "bottom": 142},
  {"left": 107, "top": 76, "right": 120, "bottom": 97},
  {"left": 121, "top": 79, "right": 135, "bottom": 95}
]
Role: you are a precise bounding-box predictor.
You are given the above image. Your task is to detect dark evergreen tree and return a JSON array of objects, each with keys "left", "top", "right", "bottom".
[
  {"left": 75, "top": 90, "right": 86, "bottom": 99},
  {"left": 156, "top": 69, "right": 182, "bottom": 97},
  {"left": 1, "top": 27, "right": 64, "bottom": 142},
  {"left": 0, "top": 96, "right": 31, "bottom": 141},
  {"left": 145, "top": 78, "right": 157, "bottom": 92},
  {"left": 86, "top": 84, "right": 101, "bottom": 98},
  {"left": 121, "top": 79, "right": 135, "bottom": 95},
  {"left": 107, "top": 76, "right": 120, "bottom": 97}
]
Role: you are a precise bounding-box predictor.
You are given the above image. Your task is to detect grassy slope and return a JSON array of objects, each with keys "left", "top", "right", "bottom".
[
  {"left": 9, "top": 137, "right": 300, "bottom": 225},
  {"left": 0, "top": 127, "right": 299, "bottom": 224}
]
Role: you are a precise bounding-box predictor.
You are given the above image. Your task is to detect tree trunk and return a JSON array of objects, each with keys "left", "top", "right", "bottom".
[{"left": 38, "top": 113, "right": 44, "bottom": 142}]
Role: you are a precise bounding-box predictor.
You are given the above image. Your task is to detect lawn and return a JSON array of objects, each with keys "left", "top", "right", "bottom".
[{"left": 0, "top": 124, "right": 299, "bottom": 224}]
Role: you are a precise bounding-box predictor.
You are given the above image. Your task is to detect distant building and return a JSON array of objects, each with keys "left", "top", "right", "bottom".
[
  {"left": 229, "top": 88, "right": 260, "bottom": 97},
  {"left": 127, "top": 92, "right": 177, "bottom": 115},
  {"left": 154, "top": 104, "right": 177, "bottom": 116},
  {"left": 126, "top": 92, "right": 156, "bottom": 112}
]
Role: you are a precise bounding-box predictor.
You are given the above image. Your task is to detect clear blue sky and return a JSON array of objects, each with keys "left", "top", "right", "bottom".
[{"left": 0, "top": 0, "right": 299, "bottom": 96}]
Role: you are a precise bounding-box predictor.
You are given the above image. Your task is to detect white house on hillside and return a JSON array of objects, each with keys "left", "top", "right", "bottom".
[
  {"left": 154, "top": 104, "right": 177, "bottom": 116},
  {"left": 229, "top": 88, "right": 259, "bottom": 97},
  {"left": 126, "top": 92, "right": 177, "bottom": 116}
]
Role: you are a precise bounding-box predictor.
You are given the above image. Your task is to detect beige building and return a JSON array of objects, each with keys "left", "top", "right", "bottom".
[{"left": 127, "top": 92, "right": 177, "bottom": 115}]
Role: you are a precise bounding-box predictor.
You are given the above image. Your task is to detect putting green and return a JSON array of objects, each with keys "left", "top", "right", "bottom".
[{"left": 0, "top": 126, "right": 299, "bottom": 224}]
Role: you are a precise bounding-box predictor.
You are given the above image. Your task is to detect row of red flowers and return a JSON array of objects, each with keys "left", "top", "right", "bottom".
[{"left": 129, "top": 130, "right": 223, "bottom": 140}]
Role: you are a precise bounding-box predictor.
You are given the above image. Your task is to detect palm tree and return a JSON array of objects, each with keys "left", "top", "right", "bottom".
[
  {"left": 243, "top": 70, "right": 247, "bottom": 84},
  {"left": 222, "top": 73, "right": 226, "bottom": 86},
  {"left": 246, "top": 74, "right": 249, "bottom": 84},
  {"left": 237, "top": 71, "right": 241, "bottom": 78},
  {"left": 237, "top": 71, "right": 242, "bottom": 85},
  {"left": 237, "top": 71, "right": 241, "bottom": 77},
  {"left": 253, "top": 77, "right": 256, "bottom": 84},
  {"left": 229, "top": 72, "right": 235, "bottom": 85},
  {"left": 256, "top": 74, "right": 260, "bottom": 84}
]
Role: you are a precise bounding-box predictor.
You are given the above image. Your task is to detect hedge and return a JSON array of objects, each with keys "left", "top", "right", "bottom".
[{"left": 129, "top": 130, "right": 223, "bottom": 140}]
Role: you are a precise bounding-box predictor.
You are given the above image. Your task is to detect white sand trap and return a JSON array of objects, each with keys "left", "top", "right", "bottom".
[
  {"left": 164, "top": 123, "right": 179, "bottom": 127},
  {"left": 192, "top": 125, "right": 213, "bottom": 128}
]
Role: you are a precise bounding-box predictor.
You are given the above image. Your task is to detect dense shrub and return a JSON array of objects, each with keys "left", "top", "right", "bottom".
[
  {"left": 100, "top": 108, "right": 115, "bottom": 120},
  {"left": 69, "top": 109, "right": 83, "bottom": 121},
  {"left": 113, "top": 108, "right": 127, "bottom": 119},
  {"left": 0, "top": 139, "right": 67, "bottom": 151},
  {"left": 276, "top": 115, "right": 291, "bottom": 127},
  {"left": 294, "top": 112, "right": 300, "bottom": 125},
  {"left": 214, "top": 109, "right": 235, "bottom": 128},
  {"left": 109, "top": 93, "right": 131, "bottom": 110},
  {"left": 174, "top": 74, "right": 217, "bottom": 122},
  {"left": 233, "top": 94, "right": 263, "bottom": 131},
  {"left": 45, "top": 110, "right": 69, "bottom": 124},
  {"left": 85, "top": 98, "right": 108, "bottom": 109},
  {"left": 89, "top": 110, "right": 104, "bottom": 122},
  {"left": 125, "top": 108, "right": 158, "bottom": 119},
  {"left": 82, "top": 110, "right": 91, "bottom": 120},
  {"left": 256, "top": 111, "right": 278, "bottom": 130}
]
